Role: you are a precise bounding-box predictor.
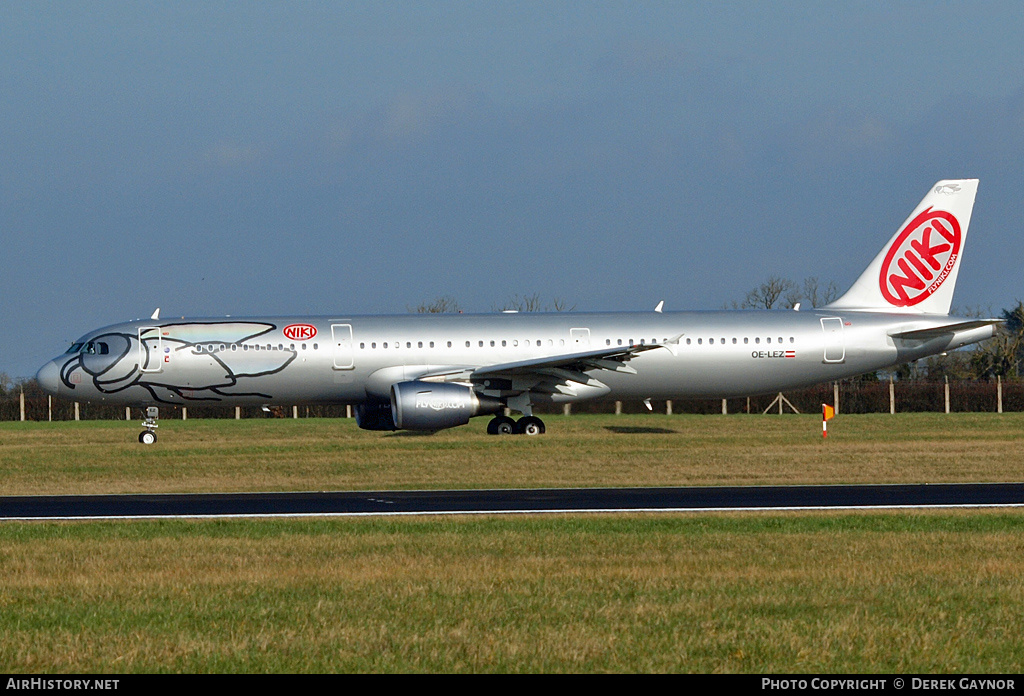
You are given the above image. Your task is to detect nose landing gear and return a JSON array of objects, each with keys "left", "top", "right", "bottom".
[{"left": 139, "top": 406, "right": 159, "bottom": 444}]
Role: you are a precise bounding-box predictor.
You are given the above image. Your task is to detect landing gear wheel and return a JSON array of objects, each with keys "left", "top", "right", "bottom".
[
  {"left": 516, "top": 416, "right": 546, "bottom": 436},
  {"left": 487, "top": 415, "right": 517, "bottom": 435},
  {"left": 139, "top": 430, "right": 157, "bottom": 445}
]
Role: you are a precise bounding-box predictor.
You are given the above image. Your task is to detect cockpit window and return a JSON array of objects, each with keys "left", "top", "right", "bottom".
[{"left": 74, "top": 342, "right": 110, "bottom": 355}]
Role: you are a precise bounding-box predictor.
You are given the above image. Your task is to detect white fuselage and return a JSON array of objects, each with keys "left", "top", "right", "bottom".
[{"left": 36, "top": 309, "right": 994, "bottom": 409}]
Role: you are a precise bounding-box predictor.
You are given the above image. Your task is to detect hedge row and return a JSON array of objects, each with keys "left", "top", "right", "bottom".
[{"left": 3, "top": 380, "right": 1021, "bottom": 421}]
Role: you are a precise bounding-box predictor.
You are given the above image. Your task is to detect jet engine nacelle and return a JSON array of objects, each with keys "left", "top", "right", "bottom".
[
  {"left": 390, "top": 381, "right": 502, "bottom": 430},
  {"left": 354, "top": 400, "right": 397, "bottom": 431}
]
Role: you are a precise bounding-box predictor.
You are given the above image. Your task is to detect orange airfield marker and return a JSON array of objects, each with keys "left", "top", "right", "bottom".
[{"left": 822, "top": 404, "right": 836, "bottom": 438}]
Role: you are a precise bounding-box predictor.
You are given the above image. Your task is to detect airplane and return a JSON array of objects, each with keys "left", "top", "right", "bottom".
[{"left": 36, "top": 179, "right": 1000, "bottom": 443}]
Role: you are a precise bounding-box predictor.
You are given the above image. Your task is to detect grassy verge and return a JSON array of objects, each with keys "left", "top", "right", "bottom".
[
  {"left": 2, "top": 512, "right": 1023, "bottom": 673},
  {"left": 2, "top": 413, "right": 1023, "bottom": 495},
  {"left": 2, "top": 414, "right": 1023, "bottom": 673}
]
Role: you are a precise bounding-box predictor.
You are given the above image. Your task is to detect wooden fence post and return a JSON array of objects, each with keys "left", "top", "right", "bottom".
[
  {"left": 889, "top": 376, "right": 895, "bottom": 415},
  {"left": 614, "top": 401, "right": 622, "bottom": 415},
  {"left": 998, "top": 375, "right": 1003, "bottom": 414},
  {"left": 944, "top": 376, "right": 950, "bottom": 414},
  {"left": 20, "top": 390, "right": 25, "bottom": 422},
  {"left": 667, "top": 400, "right": 673, "bottom": 415},
  {"left": 833, "top": 382, "right": 840, "bottom": 415}
]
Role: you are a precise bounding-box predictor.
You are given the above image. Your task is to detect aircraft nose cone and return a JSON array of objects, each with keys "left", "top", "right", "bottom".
[{"left": 36, "top": 360, "right": 61, "bottom": 396}]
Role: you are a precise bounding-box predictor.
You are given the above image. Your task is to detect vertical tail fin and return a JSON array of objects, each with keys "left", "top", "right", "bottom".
[{"left": 826, "top": 179, "right": 978, "bottom": 315}]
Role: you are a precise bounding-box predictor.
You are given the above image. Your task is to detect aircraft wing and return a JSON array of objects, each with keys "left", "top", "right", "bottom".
[
  {"left": 470, "top": 343, "right": 665, "bottom": 377},
  {"left": 416, "top": 341, "right": 672, "bottom": 397}
]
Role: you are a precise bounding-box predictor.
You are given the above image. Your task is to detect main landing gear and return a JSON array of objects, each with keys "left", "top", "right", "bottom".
[
  {"left": 139, "top": 406, "right": 159, "bottom": 444},
  {"left": 486, "top": 415, "right": 546, "bottom": 436}
]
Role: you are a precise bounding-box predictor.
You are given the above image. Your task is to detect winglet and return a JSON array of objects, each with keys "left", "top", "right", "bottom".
[
  {"left": 654, "top": 300, "right": 664, "bottom": 313},
  {"left": 150, "top": 308, "right": 161, "bottom": 320}
]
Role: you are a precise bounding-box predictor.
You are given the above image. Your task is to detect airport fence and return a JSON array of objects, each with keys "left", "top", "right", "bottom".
[{"left": 2, "top": 378, "right": 1022, "bottom": 421}]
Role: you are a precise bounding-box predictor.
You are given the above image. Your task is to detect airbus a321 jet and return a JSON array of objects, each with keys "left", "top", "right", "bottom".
[{"left": 37, "top": 180, "right": 999, "bottom": 443}]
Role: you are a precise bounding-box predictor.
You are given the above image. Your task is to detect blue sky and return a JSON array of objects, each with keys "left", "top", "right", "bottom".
[{"left": 3, "top": 1, "right": 1024, "bottom": 378}]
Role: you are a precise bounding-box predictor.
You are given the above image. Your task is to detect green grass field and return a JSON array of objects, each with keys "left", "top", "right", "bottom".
[
  {"left": 2, "top": 412, "right": 1023, "bottom": 495},
  {"left": 1, "top": 414, "right": 1023, "bottom": 673}
]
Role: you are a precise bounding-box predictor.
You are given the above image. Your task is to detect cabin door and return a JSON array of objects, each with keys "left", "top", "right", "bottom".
[
  {"left": 331, "top": 323, "right": 355, "bottom": 370},
  {"left": 138, "top": 327, "right": 164, "bottom": 373},
  {"left": 820, "top": 317, "right": 846, "bottom": 363}
]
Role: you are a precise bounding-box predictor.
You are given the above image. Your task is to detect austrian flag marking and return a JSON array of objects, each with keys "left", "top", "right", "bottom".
[{"left": 879, "top": 207, "right": 961, "bottom": 307}]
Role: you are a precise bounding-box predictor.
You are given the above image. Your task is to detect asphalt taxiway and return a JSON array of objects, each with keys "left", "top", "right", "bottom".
[{"left": 2, "top": 482, "right": 1023, "bottom": 520}]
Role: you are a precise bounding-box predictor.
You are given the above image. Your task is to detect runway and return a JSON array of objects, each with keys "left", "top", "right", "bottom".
[{"left": 2, "top": 482, "right": 1024, "bottom": 520}]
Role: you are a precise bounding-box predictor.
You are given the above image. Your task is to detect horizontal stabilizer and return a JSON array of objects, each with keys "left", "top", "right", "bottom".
[{"left": 889, "top": 319, "right": 1002, "bottom": 340}]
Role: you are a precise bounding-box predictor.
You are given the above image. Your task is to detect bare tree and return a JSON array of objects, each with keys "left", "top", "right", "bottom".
[
  {"left": 735, "top": 276, "right": 841, "bottom": 310},
  {"left": 737, "top": 276, "right": 799, "bottom": 309},
  {"left": 409, "top": 295, "right": 462, "bottom": 314},
  {"left": 495, "top": 293, "right": 575, "bottom": 312},
  {"left": 801, "top": 276, "right": 840, "bottom": 308}
]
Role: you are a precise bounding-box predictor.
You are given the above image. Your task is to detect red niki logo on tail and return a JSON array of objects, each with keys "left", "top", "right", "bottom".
[{"left": 878, "top": 207, "right": 961, "bottom": 307}]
